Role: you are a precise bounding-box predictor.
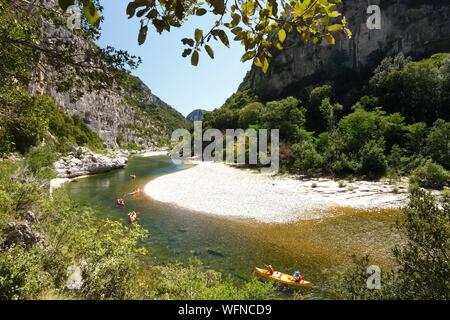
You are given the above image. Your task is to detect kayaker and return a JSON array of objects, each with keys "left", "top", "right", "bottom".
[
  {"left": 130, "top": 174, "right": 137, "bottom": 180},
  {"left": 267, "top": 265, "right": 275, "bottom": 275},
  {"left": 292, "top": 271, "right": 302, "bottom": 283},
  {"left": 129, "top": 188, "right": 141, "bottom": 196},
  {"left": 128, "top": 211, "right": 138, "bottom": 224},
  {"left": 116, "top": 198, "right": 125, "bottom": 207}
]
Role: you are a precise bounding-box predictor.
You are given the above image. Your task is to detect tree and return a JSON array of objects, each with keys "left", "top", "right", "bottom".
[
  {"left": 427, "top": 119, "right": 450, "bottom": 169},
  {"left": 392, "top": 188, "right": 450, "bottom": 299},
  {"left": 0, "top": 0, "right": 140, "bottom": 96},
  {"left": 260, "top": 97, "right": 305, "bottom": 142},
  {"left": 238, "top": 102, "right": 263, "bottom": 128},
  {"left": 410, "top": 160, "right": 449, "bottom": 189},
  {"left": 370, "top": 54, "right": 450, "bottom": 124},
  {"left": 58, "top": 0, "right": 351, "bottom": 72},
  {"left": 359, "top": 139, "right": 387, "bottom": 177},
  {"left": 319, "top": 97, "right": 342, "bottom": 132}
]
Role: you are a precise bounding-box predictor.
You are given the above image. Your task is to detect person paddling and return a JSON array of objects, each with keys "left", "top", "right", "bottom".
[
  {"left": 116, "top": 198, "right": 125, "bottom": 207},
  {"left": 128, "top": 211, "right": 138, "bottom": 224},
  {"left": 292, "top": 271, "right": 302, "bottom": 283},
  {"left": 129, "top": 188, "right": 141, "bottom": 196},
  {"left": 267, "top": 265, "right": 275, "bottom": 275}
]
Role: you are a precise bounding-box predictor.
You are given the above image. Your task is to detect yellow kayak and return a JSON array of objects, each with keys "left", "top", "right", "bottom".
[{"left": 255, "top": 267, "right": 313, "bottom": 288}]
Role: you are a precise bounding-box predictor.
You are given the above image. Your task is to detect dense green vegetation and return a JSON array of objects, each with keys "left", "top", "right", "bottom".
[
  {"left": 0, "top": 88, "right": 104, "bottom": 156},
  {"left": 334, "top": 187, "right": 449, "bottom": 300},
  {"left": 204, "top": 53, "right": 450, "bottom": 188},
  {"left": 0, "top": 154, "right": 276, "bottom": 300}
]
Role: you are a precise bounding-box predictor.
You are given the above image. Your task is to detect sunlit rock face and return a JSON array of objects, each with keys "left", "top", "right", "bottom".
[
  {"left": 27, "top": 0, "right": 185, "bottom": 148},
  {"left": 248, "top": 0, "right": 450, "bottom": 100}
]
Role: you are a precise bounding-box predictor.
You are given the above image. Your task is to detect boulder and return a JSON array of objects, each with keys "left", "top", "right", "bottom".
[
  {"left": 54, "top": 147, "right": 128, "bottom": 178},
  {"left": 1, "top": 222, "right": 43, "bottom": 249}
]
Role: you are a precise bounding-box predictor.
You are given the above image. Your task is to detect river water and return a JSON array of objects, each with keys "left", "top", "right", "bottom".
[{"left": 66, "top": 155, "right": 402, "bottom": 298}]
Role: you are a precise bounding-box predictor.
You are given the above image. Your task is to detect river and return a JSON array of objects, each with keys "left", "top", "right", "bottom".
[{"left": 66, "top": 155, "right": 402, "bottom": 298}]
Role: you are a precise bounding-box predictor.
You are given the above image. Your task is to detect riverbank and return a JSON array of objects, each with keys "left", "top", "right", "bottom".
[{"left": 144, "top": 161, "right": 410, "bottom": 223}]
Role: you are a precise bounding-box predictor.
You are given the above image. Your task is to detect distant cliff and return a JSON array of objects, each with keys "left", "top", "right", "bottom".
[
  {"left": 247, "top": 0, "right": 450, "bottom": 101},
  {"left": 186, "top": 109, "right": 208, "bottom": 122},
  {"left": 28, "top": 0, "right": 187, "bottom": 148}
]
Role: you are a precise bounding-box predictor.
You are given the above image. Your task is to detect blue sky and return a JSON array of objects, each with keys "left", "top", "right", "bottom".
[{"left": 95, "top": 2, "right": 252, "bottom": 116}]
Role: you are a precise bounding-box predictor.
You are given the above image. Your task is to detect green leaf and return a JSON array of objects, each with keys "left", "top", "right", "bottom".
[
  {"left": 196, "top": 8, "right": 207, "bottom": 16},
  {"left": 182, "top": 48, "right": 192, "bottom": 58},
  {"left": 138, "top": 25, "right": 148, "bottom": 45},
  {"left": 327, "top": 24, "right": 342, "bottom": 32},
  {"left": 181, "top": 38, "right": 195, "bottom": 47},
  {"left": 195, "top": 28, "right": 203, "bottom": 43},
  {"left": 83, "top": 2, "right": 101, "bottom": 28},
  {"left": 191, "top": 51, "right": 199, "bottom": 66},
  {"left": 278, "top": 29, "right": 286, "bottom": 43},
  {"left": 240, "top": 50, "right": 256, "bottom": 62},
  {"left": 328, "top": 11, "right": 341, "bottom": 18},
  {"left": 262, "top": 57, "right": 269, "bottom": 73},
  {"left": 254, "top": 57, "right": 263, "bottom": 68},
  {"left": 217, "top": 30, "right": 230, "bottom": 47},
  {"left": 209, "top": 0, "right": 225, "bottom": 15},
  {"left": 205, "top": 45, "right": 214, "bottom": 59}
]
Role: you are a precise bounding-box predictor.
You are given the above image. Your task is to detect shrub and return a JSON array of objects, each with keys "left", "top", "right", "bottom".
[
  {"left": 291, "top": 141, "right": 323, "bottom": 175},
  {"left": 238, "top": 102, "right": 263, "bottom": 128},
  {"left": 260, "top": 97, "right": 306, "bottom": 142},
  {"left": 25, "top": 145, "right": 58, "bottom": 179},
  {"left": 0, "top": 246, "right": 46, "bottom": 300},
  {"left": 427, "top": 119, "right": 450, "bottom": 169},
  {"left": 410, "top": 160, "right": 449, "bottom": 189},
  {"left": 359, "top": 140, "right": 387, "bottom": 177}
]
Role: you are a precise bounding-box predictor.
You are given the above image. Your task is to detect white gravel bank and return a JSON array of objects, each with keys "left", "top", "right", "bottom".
[{"left": 144, "top": 162, "right": 409, "bottom": 223}]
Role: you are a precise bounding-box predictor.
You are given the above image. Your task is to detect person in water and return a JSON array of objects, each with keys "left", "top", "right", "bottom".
[
  {"left": 292, "top": 271, "right": 302, "bottom": 282},
  {"left": 116, "top": 198, "right": 125, "bottom": 207},
  {"left": 129, "top": 188, "right": 141, "bottom": 196},
  {"left": 130, "top": 174, "right": 137, "bottom": 180},
  {"left": 128, "top": 211, "right": 137, "bottom": 223}
]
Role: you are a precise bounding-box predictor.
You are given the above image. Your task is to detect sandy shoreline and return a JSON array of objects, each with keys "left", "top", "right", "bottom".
[{"left": 144, "top": 162, "right": 409, "bottom": 223}]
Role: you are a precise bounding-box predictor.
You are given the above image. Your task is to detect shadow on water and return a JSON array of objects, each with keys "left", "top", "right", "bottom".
[{"left": 66, "top": 155, "right": 402, "bottom": 298}]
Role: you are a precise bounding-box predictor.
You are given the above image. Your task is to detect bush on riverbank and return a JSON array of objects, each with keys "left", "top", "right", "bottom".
[
  {"left": 334, "top": 188, "right": 450, "bottom": 299},
  {"left": 410, "top": 160, "right": 449, "bottom": 189}
]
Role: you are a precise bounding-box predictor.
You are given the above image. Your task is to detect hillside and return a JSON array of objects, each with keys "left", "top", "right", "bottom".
[{"left": 27, "top": 0, "right": 187, "bottom": 149}]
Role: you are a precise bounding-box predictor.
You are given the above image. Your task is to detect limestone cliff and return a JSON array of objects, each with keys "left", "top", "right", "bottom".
[
  {"left": 28, "top": 0, "right": 187, "bottom": 148},
  {"left": 248, "top": 0, "right": 450, "bottom": 101}
]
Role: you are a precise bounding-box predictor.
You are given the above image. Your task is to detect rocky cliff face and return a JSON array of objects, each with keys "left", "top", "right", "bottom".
[
  {"left": 186, "top": 109, "right": 208, "bottom": 122},
  {"left": 28, "top": 0, "right": 186, "bottom": 148},
  {"left": 248, "top": 0, "right": 450, "bottom": 100}
]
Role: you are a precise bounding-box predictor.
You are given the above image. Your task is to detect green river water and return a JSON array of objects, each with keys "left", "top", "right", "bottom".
[{"left": 66, "top": 155, "right": 402, "bottom": 298}]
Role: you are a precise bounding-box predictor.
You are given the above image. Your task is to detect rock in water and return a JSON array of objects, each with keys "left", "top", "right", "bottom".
[{"left": 54, "top": 147, "right": 128, "bottom": 178}]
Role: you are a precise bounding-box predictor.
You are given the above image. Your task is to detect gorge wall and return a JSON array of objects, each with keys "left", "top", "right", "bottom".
[
  {"left": 248, "top": 0, "right": 450, "bottom": 101},
  {"left": 28, "top": 0, "right": 186, "bottom": 148}
]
